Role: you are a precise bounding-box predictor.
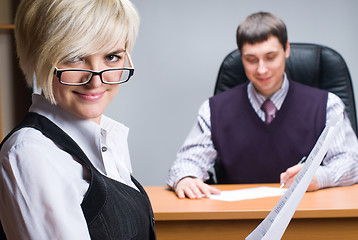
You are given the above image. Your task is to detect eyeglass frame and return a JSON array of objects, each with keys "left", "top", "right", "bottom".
[{"left": 53, "top": 50, "right": 135, "bottom": 86}]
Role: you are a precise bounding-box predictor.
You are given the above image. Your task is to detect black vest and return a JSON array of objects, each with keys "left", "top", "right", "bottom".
[
  {"left": 0, "top": 113, "right": 156, "bottom": 240},
  {"left": 209, "top": 80, "right": 327, "bottom": 184}
]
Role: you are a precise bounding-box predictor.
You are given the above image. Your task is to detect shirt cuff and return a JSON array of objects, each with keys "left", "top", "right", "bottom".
[
  {"left": 167, "top": 171, "right": 209, "bottom": 189},
  {"left": 315, "top": 166, "right": 334, "bottom": 189}
]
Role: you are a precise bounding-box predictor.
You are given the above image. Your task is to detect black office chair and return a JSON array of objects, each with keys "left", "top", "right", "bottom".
[
  {"left": 206, "top": 43, "right": 357, "bottom": 184},
  {"left": 214, "top": 43, "right": 357, "bottom": 134}
]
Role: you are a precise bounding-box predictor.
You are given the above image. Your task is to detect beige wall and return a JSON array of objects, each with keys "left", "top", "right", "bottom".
[
  {"left": 0, "top": 0, "right": 15, "bottom": 138},
  {"left": 0, "top": 0, "right": 11, "bottom": 24}
]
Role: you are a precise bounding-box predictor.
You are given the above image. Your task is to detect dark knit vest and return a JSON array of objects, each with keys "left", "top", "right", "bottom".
[
  {"left": 0, "top": 113, "right": 156, "bottom": 240},
  {"left": 209, "top": 80, "right": 327, "bottom": 184}
]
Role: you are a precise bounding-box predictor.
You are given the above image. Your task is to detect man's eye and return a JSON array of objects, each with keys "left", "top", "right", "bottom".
[
  {"left": 265, "top": 53, "right": 277, "bottom": 61},
  {"left": 265, "top": 54, "right": 276, "bottom": 61},
  {"left": 245, "top": 58, "right": 258, "bottom": 64}
]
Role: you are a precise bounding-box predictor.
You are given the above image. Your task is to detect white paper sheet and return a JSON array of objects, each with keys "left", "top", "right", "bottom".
[
  {"left": 210, "top": 187, "right": 286, "bottom": 201},
  {"left": 246, "top": 113, "right": 342, "bottom": 240}
]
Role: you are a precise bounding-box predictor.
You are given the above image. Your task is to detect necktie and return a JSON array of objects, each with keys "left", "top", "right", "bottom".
[{"left": 261, "top": 99, "right": 277, "bottom": 124}]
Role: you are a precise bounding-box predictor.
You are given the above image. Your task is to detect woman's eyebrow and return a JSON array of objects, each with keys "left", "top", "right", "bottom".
[{"left": 108, "top": 49, "right": 126, "bottom": 55}]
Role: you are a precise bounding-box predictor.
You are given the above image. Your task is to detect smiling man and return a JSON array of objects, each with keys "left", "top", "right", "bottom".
[{"left": 167, "top": 12, "right": 358, "bottom": 199}]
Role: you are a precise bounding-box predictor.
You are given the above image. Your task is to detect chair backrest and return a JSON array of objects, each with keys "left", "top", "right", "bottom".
[{"left": 214, "top": 43, "right": 357, "bottom": 134}]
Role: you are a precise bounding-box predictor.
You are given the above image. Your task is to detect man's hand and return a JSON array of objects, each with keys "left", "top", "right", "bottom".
[
  {"left": 175, "top": 177, "right": 221, "bottom": 199},
  {"left": 280, "top": 164, "right": 319, "bottom": 191}
]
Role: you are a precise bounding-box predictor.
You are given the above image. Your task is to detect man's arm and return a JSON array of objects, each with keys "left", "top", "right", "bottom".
[
  {"left": 281, "top": 93, "right": 358, "bottom": 190},
  {"left": 166, "top": 100, "right": 220, "bottom": 198}
]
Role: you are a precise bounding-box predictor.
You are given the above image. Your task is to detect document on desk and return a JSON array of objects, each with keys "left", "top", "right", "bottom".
[
  {"left": 246, "top": 113, "right": 342, "bottom": 240},
  {"left": 210, "top": 187, "right": 286, "bottom": 201}
]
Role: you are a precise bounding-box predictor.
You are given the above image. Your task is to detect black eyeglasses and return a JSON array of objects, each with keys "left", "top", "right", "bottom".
[{"left": 54, "top": 51, "right": 134, "bottom": 86}]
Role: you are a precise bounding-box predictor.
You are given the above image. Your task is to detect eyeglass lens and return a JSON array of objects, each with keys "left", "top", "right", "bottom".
[{"left": 60, "top": 69, "right": 130, "bottom": 84}]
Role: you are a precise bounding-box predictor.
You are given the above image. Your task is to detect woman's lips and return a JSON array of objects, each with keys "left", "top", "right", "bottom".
[{"left": 74, "top": 91, "right": 105, "bottom": 101}]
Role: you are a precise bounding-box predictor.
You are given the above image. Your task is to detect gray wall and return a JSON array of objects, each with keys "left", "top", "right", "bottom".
[{"left": 105, "top": 0, "right": 358, "bottom": 186}]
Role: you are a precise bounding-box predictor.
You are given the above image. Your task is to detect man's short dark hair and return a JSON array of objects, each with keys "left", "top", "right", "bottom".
[{"left": 236, "top": 12, "right": 288, "bottom": 52}]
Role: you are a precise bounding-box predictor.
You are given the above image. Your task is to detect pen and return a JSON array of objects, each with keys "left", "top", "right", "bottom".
[{"left": 280, "top": 156, "right": 307, "bottom": 188}]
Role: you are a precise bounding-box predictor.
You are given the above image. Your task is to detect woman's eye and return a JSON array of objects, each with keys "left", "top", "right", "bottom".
[{"left": 106, "top": 55, "right": 121, "bottom": 62}]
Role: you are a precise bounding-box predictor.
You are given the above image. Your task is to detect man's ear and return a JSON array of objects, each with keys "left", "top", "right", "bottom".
[{"left": 285, "top": 41, "right": 290, "bottom": 58}]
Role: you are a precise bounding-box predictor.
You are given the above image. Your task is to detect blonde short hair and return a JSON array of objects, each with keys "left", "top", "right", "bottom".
[{"left": 15, "top": 0, "right": 139, "bottom": 103}]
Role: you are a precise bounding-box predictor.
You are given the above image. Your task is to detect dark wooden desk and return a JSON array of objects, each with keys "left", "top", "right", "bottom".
[{"left": 145, "top": 184, "right": 358, "bottom": 240}]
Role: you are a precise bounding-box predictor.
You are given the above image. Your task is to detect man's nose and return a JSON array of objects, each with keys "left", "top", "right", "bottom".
[{"left": 257, "top": 60, "right": 268, "bottom": 74}]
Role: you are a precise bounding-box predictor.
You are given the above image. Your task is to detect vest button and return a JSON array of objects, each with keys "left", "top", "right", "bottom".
[{"left": 101, "top": 146, "right": 108, "bottom": 152}]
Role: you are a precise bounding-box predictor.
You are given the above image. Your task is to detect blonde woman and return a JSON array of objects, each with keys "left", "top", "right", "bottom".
[{"left": 0, "top": 0, "right": 156, "bottom": 239}]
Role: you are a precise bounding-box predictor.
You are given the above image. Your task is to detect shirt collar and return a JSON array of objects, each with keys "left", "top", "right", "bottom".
[
  {"left": 248, "top": 73, "right": 289, "bottom": 112},
  {"left": 29, "top": 94, "right": 107, "bottom": 173}
]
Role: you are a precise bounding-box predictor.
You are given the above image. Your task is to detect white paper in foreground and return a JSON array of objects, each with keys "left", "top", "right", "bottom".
[
  {"left": 210, "top": 187, "right": 286, "bottom": 201},
  {"left": 245, "top": 113, "right": 342, "bottom": 240}
]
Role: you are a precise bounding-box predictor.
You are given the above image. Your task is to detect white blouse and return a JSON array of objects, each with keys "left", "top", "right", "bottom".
[{"left": 0, "top": 94, "right": 137, "bottom": 240}]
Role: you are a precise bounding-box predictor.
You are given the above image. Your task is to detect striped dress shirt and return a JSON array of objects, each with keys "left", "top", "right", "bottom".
[{"left": 167, "top": 75, "right": 358, "bottom": 189}]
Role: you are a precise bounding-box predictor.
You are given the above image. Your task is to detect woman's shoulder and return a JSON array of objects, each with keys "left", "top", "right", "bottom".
[
  {"left": 0, "top": 127, "right": 58, "bottom": 161},
  {"left": 0, "top": 126, "right": 87, "bottom": 182}
]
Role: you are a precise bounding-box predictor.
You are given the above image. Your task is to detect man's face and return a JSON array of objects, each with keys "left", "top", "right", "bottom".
[{"left": 241, "top": 36, "right": 290, "bottom": 98}]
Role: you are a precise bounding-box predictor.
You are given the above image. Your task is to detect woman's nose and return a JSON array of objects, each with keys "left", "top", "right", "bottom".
[{"left": 86, "top": 73, "right": 103, "bottom": 88}]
